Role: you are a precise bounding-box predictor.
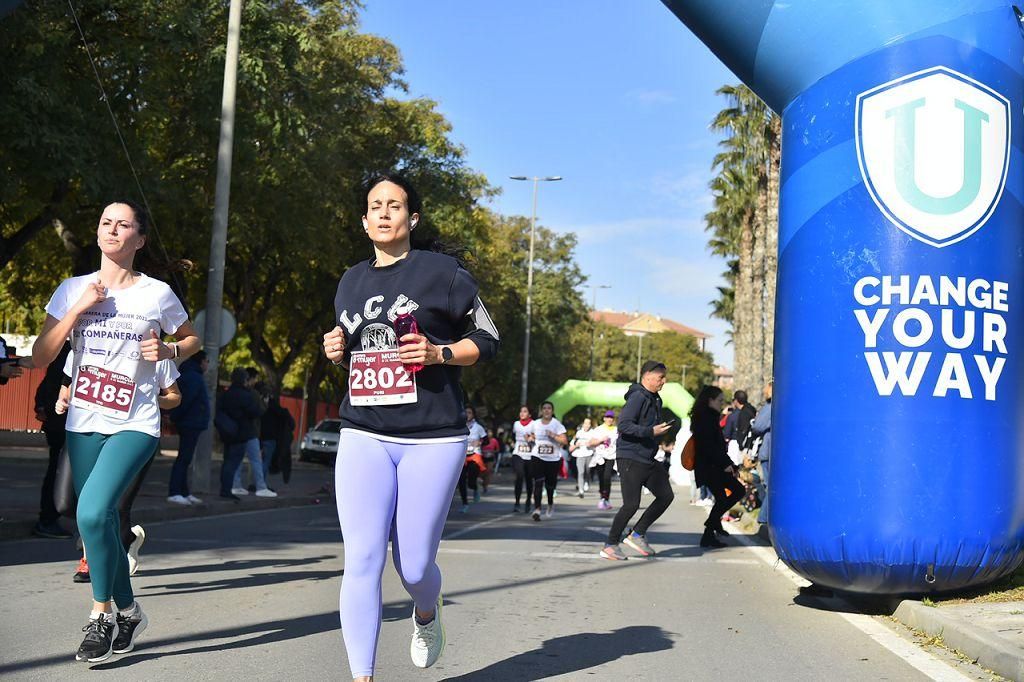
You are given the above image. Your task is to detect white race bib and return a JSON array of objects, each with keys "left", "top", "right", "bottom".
[
  {"left": 71, "top": 365, "right": 137, "bottom": 420},
  {"left": 348, "top": 349, "right": 417, "bottom": 406}
]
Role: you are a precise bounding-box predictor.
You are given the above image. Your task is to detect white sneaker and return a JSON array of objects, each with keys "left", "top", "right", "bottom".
[
  {"left": 544, "top": 506, "right": 553, "bottom": 519},
  {"left": 166, "top": 495, "right": 190, "bottom": 506},
  {"left": 583, "top": 481, "right": 590, "bottom": 492},
  {"left": 186, "top": 495, "right": 203, "bottom": 505},
  {"left": 127, "top": 525, "right": 145, "bottom": 576},
  {"left": 410, "top": 594, "right": 445, "bottom": 668},
  {"left": 254, "top": 488, "right": 278, "bottom": 498},
  {"left": 230, "top": 487, "right": 250, "bottom": 496}
]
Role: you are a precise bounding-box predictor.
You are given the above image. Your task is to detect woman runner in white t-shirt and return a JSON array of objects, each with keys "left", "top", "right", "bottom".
[
  {"left": 511, "top": 405, "right": 534, "bottom": 512},
  {"left": 569, "top": 417, "right": 595, "bottom": 498},
  {"left": 527, "top": 401, "right": 568, "bottom": 520},
  {"left": 32, "top": 201, "right": 200, "bottom": 663}
]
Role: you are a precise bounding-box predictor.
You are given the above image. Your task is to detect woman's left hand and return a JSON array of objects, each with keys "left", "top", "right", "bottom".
[
  {"left": 398, "top": 333, "right": 442, "bottom": 366},
  {"left": 141, "top": 330, "right": 172, "bottom": 362}
]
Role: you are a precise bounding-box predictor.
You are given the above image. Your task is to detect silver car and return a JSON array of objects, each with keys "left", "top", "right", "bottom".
[{"left": 299, "top": 418, "right": 341, "bottom": 464}]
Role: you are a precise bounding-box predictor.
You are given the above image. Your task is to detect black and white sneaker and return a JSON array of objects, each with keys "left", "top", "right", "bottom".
[
  {"left": 112, "top": 603, "right": 148, "bottom": 654},
  {"left": 76, "top": 614, "right": 118, "bottom": 662}
]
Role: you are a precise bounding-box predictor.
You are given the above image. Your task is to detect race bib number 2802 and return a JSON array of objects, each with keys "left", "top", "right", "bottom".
[
  {"left": 71, "top": 365, "right": 136, "bottom": 420},
  {"left": 348, "top": 349, "right": 417, "bottom": 406}
]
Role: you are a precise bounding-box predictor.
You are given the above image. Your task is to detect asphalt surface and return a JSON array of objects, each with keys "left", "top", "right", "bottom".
[{"left": 0, "top": 479, "right": 988, "bottom": 680}]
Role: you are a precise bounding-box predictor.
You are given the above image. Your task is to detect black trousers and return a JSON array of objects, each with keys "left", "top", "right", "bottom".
[
  {"left": 532, "top": 459, "right": 560, "bottom": 509},
  {"left": 457, "top": 460, "right": 479, "bottom": 505},
  {"left": 119, "top": 452, "right": 157, "bottom": 550},
  {"left": 38, "top": 426, "right": 66, "bottom": 524},
  {"left": 607, "top": 458, "right": 674, "bottom": 545},
  {"left": 705, "top": 471, "right": 746, "bottom": 531},
  {"left": 595, "top": 461, "right": 614, "bottom": 500},
  {"left": 511, "top": 455, "right": 529, "bottom": 504}
]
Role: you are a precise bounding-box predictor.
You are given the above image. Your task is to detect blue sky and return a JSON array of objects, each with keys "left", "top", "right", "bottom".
[{"left": 359, "top": 1, "right": 739, "bottom": 366}]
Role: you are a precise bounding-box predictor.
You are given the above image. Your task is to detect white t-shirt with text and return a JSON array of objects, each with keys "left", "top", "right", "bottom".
[
  {"left": 513, "top": 420, "right": 534, "bottom": 460},
  {"left": 466, "top": 419, "right": 487, "bottom": 455},
  {"left": 531, "top": 418, "right": 567, "bottom": 462},
  {"left": 47, "top": 273, "right": 188, "bottom": 437}
]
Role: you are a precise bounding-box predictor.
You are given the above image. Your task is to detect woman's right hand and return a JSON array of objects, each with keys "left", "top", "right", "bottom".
[
  {"left": 323, "top": 326, "right": 346, "bottom": 363},
  {"left": 71, "top": 278, "right": 107, "bottom": 315}
]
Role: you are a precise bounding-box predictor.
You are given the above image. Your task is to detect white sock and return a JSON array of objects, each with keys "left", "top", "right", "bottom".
[
  {"left": 118, "top": 601, "right": 139, "bottom": 617},
  {"left": 90, "top": 609, "right": 112, "bottom": 621}
]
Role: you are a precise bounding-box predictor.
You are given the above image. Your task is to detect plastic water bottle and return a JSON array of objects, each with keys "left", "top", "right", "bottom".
[{"left": 393, "top": 312, "right": 423, "bottom": 373}]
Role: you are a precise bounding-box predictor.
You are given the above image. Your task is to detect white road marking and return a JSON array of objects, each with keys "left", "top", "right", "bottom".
[
  {"left": 442, "top": 512, "right": 517, "bottom": 541},
  {"left": 726, "top": 524, "right": 974, "bottom": 682}
]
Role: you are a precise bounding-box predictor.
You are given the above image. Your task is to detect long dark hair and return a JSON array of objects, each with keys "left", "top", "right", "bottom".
[
  {"left": 110, "top": 199, "right": 193, "bottom": 277},
  {"left": 361, "top": 172, "right": 470, "bottom": 266},
  {"left": 689, "top": 385, "right": 723, "bottom": 433}
]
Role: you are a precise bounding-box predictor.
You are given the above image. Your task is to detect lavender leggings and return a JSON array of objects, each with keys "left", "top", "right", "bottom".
[{"left": 335, "top": 431, "right": 466, "bottom": 679}]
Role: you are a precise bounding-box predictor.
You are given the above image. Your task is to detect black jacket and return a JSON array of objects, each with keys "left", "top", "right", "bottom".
[
  {"left": 734, "top": 403, "right": 757, "bottom": 447},
  {"left": 218, "top": 384, "right": 264, "bottom": 444},
  {"left": 169, "top": 356, "right": 210, "bottom": 432},
  {"left": 692, "top": 414, "right": 732, "bottom": 488},
  {"left": 615, "top": 383, "right": 662, "bottom": 464}
]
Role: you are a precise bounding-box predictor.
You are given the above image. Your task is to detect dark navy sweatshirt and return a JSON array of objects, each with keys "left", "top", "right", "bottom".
[{"left": 334, "top": 250, "right": 499, "bottom": 439}]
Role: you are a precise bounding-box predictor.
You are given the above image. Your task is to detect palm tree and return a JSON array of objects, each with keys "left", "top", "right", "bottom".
[{"left": 705, "top": 85, "right": 780, "bottom": 395}]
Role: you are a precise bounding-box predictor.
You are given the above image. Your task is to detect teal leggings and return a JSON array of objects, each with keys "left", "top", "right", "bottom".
[{"left": 67, "top": 431, "right": 158, "bottom": 606}]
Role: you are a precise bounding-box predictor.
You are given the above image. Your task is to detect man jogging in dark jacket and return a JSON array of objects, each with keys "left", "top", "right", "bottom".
[{"left": 601, "top": 361, "right": 674, "bottom": 560}]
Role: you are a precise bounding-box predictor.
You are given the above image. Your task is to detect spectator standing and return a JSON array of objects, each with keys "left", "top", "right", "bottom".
[
  {"left": 218, "top": 368, "right": 266, "bottom": 500},
  {"left": 167, "top": 351, "right": 209, "bottom": 505},
  {"left": 231, "top": 369, "right": 274, "bottom": 497},
  {"left": 691, "top": 385, "right": 746, "bottom": 549},
  {"left": 262, "top": 393, "right": 296, "bottom": 484},
  {"left": 751, "top": 381, "right": 773, "bottom": 523},
  {"left": 32, "top": 342, "right": 73, "bottom": 538}
]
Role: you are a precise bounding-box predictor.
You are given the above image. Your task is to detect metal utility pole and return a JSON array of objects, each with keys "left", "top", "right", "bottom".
[
  {"left": 510, "top": 175, "right": 561, "bottom": 406},
  {"left": 588, "top": 284, "right": 611, "bottom": 381},
  {"left": 195, "top": 0, "right": 243, "bottom": 492}
]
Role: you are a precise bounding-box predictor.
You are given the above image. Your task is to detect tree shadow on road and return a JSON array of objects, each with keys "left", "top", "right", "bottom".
[
  {"left": 441, "top": 625, "right": 675, "bottom": 681},
  {"left": 135, "top": 554, "right": 337, "bottom": 578},
  {"left": 135, "top": 567, "right": 342, "bottom": 598}
]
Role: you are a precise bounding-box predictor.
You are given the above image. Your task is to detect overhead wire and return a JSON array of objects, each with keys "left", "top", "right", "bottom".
[{"left": 66, "top": 0, "right": 187, "bottom": 297}]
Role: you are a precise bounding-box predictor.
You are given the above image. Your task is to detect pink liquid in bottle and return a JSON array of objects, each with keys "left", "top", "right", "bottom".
[{"left": 393, "top": 312, "right": 423, "bottom": 373}]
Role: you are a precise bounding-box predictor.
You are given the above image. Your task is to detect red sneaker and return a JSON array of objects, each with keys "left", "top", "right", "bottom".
[{"left": 73, "top": 557, "right": 90, "bottom": 583}]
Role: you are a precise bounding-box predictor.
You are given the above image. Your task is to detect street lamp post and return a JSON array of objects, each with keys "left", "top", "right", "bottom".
[
  {"left": 588, "top": 284, "right": 611, "bottom": 381},
  {"left": 510, "top": 175, "right": 561, "bottom": 406}
]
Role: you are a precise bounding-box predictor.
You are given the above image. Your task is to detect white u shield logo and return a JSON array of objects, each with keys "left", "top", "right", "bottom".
[{"left": 857, "top": 66, "right": 1009, "bottom": 248}]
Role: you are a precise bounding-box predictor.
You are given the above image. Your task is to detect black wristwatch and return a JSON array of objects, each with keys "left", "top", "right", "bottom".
[{"left": 441, "top": 346, "right": 454, "bottom": 365}]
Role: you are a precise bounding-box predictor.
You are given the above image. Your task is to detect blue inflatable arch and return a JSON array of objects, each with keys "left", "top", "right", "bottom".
[{"left": 662, "top": 0, "right": 1024, "bottom": 593}]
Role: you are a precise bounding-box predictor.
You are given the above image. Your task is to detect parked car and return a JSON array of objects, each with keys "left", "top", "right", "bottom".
[{"left": 299, "top": 418, "right": 342, "bottom": 464}]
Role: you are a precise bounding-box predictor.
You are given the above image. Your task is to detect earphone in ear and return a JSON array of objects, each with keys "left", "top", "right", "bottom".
[{"left": 410, "top": 217, "right": 418, "bottom": 228}]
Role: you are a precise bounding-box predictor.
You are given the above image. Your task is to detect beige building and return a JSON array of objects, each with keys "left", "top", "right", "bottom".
[{"left": 589, "top": 310, "right": 711, "bottom": 352}]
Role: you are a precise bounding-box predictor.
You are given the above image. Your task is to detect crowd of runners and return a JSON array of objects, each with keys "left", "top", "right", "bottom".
[{"left": 17, "top": 174, "right": 765, "bottom": 681}]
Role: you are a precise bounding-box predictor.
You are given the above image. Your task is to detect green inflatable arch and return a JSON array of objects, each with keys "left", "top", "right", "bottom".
[{"left": 544, "top": 380, "right": 695, "bottom": 423}]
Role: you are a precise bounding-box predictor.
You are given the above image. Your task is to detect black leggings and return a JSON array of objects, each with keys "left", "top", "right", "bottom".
[
  {"left": 705, "top": 471, "right": 746, "bottom": 531},
  {"left": 595, "top": 461, "right": 614, "bottom": 500},
  {"left": 532, "top": 459, "right": 560, "bottom": 509},
  {"left": 119, "top": 453, "right": 157, "bottom": 550},
  {"left": 457, "top": 460, "right": 479, "bottom": 505},
  {"left": 511, "top": 455, "right": 529, "bottom": 505},
  {"left": 607, "top": 459, "right": 674, "bottom": 545}
]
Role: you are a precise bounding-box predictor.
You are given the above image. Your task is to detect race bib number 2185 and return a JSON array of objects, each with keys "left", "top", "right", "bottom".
[{"left": 71, "top": 365, "right": 136, "bottom": 420}]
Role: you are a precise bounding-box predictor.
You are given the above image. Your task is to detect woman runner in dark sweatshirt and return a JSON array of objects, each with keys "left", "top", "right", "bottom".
[{"left": 322, "top": 173, "right": 498, "bottom": 681}]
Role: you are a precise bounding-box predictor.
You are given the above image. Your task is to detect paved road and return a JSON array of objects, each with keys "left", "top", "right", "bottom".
[{"left": 0, "top": 480, "right": 986, "bottom": 680}]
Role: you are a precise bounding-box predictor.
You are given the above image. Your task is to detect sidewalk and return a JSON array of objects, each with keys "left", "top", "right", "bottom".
[{"left": 0, "top": 446, "right": 335, "bottom": 541}]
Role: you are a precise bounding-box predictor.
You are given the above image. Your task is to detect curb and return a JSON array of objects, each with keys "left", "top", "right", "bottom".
[
  {"left": 894, "top": 600, "right": 1024, "bottom": 681},
  {"left": 0, "top": 490, "right": 333, "bottom": 542}
]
